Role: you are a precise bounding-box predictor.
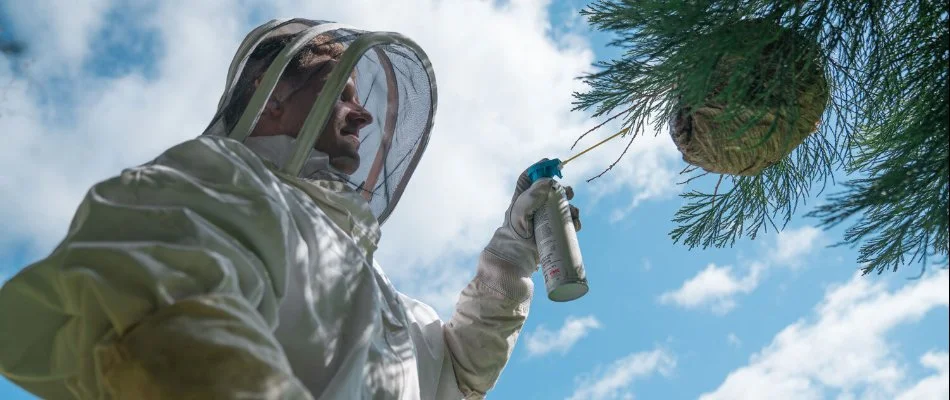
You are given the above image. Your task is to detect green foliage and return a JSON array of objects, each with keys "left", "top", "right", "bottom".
[
  {"left": 574, "top": 0, "right": 949, "bottom": 273},
  {"left": 809, "top": 1, "right": 949, "bottom": 274}
]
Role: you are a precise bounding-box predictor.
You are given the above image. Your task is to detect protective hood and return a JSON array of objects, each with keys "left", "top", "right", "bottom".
[{"left": 202, "top": 18, "right": 438, "bottom": 225}]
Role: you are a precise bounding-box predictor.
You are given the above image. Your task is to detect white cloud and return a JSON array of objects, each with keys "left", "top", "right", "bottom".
[
  {"left": 585, "top": 130, "right": 682, "bottom": 223},
  {"left": 525, "top": 315, "right": 602, "bottom": 357},
  {"left": 658, "top": 225, "right": 824, "bottom": 315},
  {"left": 382, "top": 257, "right": 475, "bottom": 318},
  {"left": 658, "top": 263, "right": 764, "bottom": 315},
  {"left": 0, "top": 1, "right": 245, "bottom": 258},
  {"left": 727, "top": 333, "right": 742, "bottom": 348},
  {"left": 567, "top": 347, "right": 676, "bottom": 400},
  {"left": 895, "top": 351, "right": 949, "bottom": 400},
  {"left": 0, "top": 0, "right": 682, "bottom": 316},
  {"left": 700, "top": 270, "right": 950, "bottom": 400},
  {"left": 771, "top": 226, "right": 823, "bottom": 267},
  {"left": 2, "top": 0, "right": 112, "bottom": 73}
]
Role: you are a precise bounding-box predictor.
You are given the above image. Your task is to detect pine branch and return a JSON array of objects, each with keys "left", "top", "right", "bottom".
[
  {"left": 807, "top": 2, "right": 949, "bottom": 273},
  {"left": 574, "top": 0, "right": 949, "bottom": 272},
  {"left": 671, "top": 129, "right": 834, "bottom": 249}
]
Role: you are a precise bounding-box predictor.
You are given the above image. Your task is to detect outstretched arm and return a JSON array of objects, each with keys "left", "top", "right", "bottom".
[
  {"left": 442, "top": 249, "right": 536, "bottom": 399},
  {"left": 441, "top": 163, "right": 580, "bottom": 399},
  {"left": 0, "top": 137, "right": 312, "bottom": 399}
]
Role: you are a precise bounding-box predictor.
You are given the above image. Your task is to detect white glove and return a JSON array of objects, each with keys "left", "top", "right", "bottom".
[
  {"left": 444, "top": 161, "right": 583, "bottom": 397},
  {"left": 484, "top": 159, "right": 582, "bottom": 276}
]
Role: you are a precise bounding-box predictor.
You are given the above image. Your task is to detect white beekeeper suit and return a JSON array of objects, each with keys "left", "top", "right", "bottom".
[{"left": 0, "top": 18, "right": 576, "bottom": 399}]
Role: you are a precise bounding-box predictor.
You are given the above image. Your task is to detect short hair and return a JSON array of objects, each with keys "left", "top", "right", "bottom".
[{"left": 223, "top": 33, "right": 346, "bottom": 131}]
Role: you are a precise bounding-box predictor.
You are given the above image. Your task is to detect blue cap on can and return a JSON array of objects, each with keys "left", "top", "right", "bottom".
[{"left": 526, "top": 158, "right": 563, "bottom": 183}]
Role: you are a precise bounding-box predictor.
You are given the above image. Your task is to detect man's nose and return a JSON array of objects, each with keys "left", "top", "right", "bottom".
[{"left": 346, "top": 106, "right": 373, "bottom": 129}]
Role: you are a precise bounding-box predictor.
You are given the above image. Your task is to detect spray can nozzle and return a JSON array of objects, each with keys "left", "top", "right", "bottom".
[
  {"left": 526, "top": 126, "right": 630, "bottom": 184},
  {"left": 526, "top": 159, "right": 564, "bottom": 183}
]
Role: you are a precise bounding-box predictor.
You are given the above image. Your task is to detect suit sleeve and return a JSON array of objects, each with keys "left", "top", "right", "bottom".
[
  {"left": 442, "top": 248, "right": 534, "bottom": 399},
  {"left": 0, "top": 137, "right": 313, "bottom": 399}
]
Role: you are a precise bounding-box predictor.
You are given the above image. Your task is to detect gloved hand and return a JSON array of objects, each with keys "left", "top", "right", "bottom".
[
  {"left": 445, "top": 160, "right": 583, "bottom": 397},
  {"left": 484, "top": 159, "right": 582, "bottom": 277}
]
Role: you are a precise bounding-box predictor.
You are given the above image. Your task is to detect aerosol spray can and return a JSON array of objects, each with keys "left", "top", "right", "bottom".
[{"left": 527, "top": 159, "right": 589, "bottom": 302}]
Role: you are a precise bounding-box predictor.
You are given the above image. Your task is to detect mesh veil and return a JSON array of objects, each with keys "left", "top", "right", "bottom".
[{"left": 201, "top": 18, "right": 437, "bottom": 225}]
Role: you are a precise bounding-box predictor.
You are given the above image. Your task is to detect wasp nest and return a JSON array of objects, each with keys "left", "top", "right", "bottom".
[{"left": 670, "top": 19, "right": 830, "bottom": 176}]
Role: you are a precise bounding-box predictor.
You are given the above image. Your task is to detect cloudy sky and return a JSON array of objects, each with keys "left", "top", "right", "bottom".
[{"left": 1, "top": 1, "right": 947, "bottom": 399}]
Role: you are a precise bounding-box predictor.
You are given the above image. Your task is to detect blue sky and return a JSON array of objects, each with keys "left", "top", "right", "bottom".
[{"left": 1, "top": 1, "right": 947, "bottom": 399}]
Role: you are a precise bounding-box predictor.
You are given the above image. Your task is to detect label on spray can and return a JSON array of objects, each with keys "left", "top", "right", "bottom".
[{"left": 534, "top": 185, "right": 588, "bottom": 302}]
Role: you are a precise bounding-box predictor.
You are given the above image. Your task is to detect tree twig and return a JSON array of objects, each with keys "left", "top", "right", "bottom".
[
  {"left": 571, "top": 103, "right": 638, "bottom": 150},
  {"left": 677, "top": 171, "right": 710, "bottom": 185},
  {"left": 679, "top": 164, "right": 699, "bottom": 175},
  {"left": 585, "top": 118, "right": 643, "bottom": 182},
  {"left": 710, "top": 174, "right": 725, "bottom": 208}
]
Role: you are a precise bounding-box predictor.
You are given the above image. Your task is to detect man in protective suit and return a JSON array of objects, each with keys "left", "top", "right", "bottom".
[{"left": 0, "top": 19, "right": 581, "bottom": 399}]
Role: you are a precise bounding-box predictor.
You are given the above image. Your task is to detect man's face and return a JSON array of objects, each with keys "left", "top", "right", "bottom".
[{"left": 253, "top": 54, "right": 374, "bottom": 175}]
